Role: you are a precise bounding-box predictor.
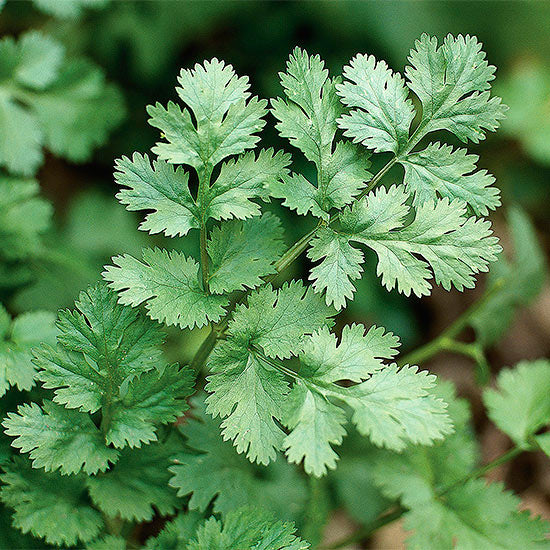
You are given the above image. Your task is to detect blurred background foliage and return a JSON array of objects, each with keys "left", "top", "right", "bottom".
[{"left": 0, "top": 1, "right": 549, "bottom": 547}]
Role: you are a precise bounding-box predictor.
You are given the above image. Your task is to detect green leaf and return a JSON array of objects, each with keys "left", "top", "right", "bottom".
[
  {"left": 337, "top": 53, "right": 415, "bottom": 154},
  {"left": 103, "top": 248, "right": 229, "bottom": 329},
  {"left": 0, "top": 32, "right": 123, "bottom": 175},
  {"left": 34, "top": 283, "right": 163, "bottom": 412},
  {"left": 483, "top": 359, "right": 550, "bottom": 451},
  {"left": 400, "top": 142, "right": 500, "bottom": 216},
  {"left": 31, "top": 283, "right": 193, "bottom": 452},
  {"left": 205, "top": 341, "right": 290, "bottom": 465},
  {"left": 145, "top": 512, "right": 203, "bottom": 550},
  {"left": 3, "top": 401, "right": 118, "bottom": 475},
  {"left": 86, "top": 440, "right": 180, "bottom": 521},
  {"left": 86, "top": 535, "right": 126, "bottom": 550},
  {"left": 204, "top": 148, "right": 291, "bottom": 222},
  {"left": 227, "top": 280, "right": 335, "bottom": 359},
  {"left": 0, "top": 306, "right": 56, "bottom": 397},
  {"left": 471, "top": 207, "right": 547, "bottom": 345},
  {"left": 309, "top": 185, "right": 501, "bottom": 307},
  {"left": 405, "top": 479, "right": 549, "bottom": 550},
  {"left": 149, "top": 58, "right": 267, "bottom": 168},
  {"left": 371, "top": 380, "right": 549, "bottom": 549},
  {"left": 282, "top": 326, "right": 449, "bottom": 476},
  {"left": 115, "top": 153, "right": 199, "bottom": 238},
  {"left": 271, "top": 49, "right": 370, "bottom": 218},
  {"left": 170, "top": 399, "right": 306, "bottom": 518},
  {"left": 0, "top": 458, "right": 103, "bottom": 546},
  {"left": 406, "top": 33, "right": 507, "bottom": 143},
  {"left": 270, "top": 142, "right": 370, "bottom": 220},
  {"left": 188, "top": 507, "right": 310, "bottom": 550},
  {"left": 207, "top": 213, "right": 285, "bottom": 294},
  {"left": 0, "top": 177, "right": 52, "bottom": 262},
  {"left": 272, "top": 47, "right": 340, "bottom": 166},
  {"left": 106, "top": 363, "right": 194, "bottom": 449}
]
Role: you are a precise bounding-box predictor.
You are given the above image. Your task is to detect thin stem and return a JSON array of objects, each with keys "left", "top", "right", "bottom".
[
  {"left": 399, "top": 278, "right": 505, "bottom": 366},
  {"left": 355, "top": 156, "right": 397, "bottom": 202},
  {"left": 199, "top": 223, "right": 210, "bottom": 292},
  {"left": 324, "top": 444, "right": 523, "bottom": 549},
  {"left": 190, "top": 327, "right": 218, "bottom": 372}
]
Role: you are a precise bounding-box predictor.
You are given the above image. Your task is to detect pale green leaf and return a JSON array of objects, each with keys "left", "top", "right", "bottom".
[
  {"left": 188, "top": 507, "right": 310, "bottom": 550},
  {"left": 207, "top": 213, "right": 285, "bottom": 294},
  {"left": 115, "top": 153, "right": 199, "bottom": 237},
  {"left": 484, "top": 359, "right": 550, "bottom": 449},
  {"left": 400, "top": 142, "right": 500, "bottom": 215},
  {"left": 150, "top": 59, "right": 266, "bottom": 168},
  {"left": 406, "top": 33, "right": 506, "bottom": 143},
  {"left": 337, "top": 53, "right": 415, "bottom": 153},
  {"left": 103, "top": 248, "right": 229, "bottom": 329}
]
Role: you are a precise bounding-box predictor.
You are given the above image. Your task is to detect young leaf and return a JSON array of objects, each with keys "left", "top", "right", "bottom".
[
  {"left": 114, "top": 153, "right": 200, "bottom": 238},
  {"left": 400, "top": 142, "right": 500, "bottom": 216},
  {"left": 188, "top": 507, "right": 310, "bottom": 550},
  {"left": 103, "top": 248, "right": 229, "bottom": 329},
  {"left": 282, "top": 325, "right": 450, "bottom": 476},
  {"left": 337, "top": 53, "right": 415, "bottom": 154},
  {"left": 86, "top": 440, "right": 180, "bottom": 521},
  {"left": 149, "top": 58, "right": 266, "bottom": 168},
  {"left": 227, "top": 280, "right": 335, "bottom": 359},
  {"left": 0, "top": 458, "right": 103, "bottom": 546},
  {"left": 406, "top": 34, "right": 507, "bottom": 143},
  {"left": 0, "top": 306, "right": 56, "bottom": 397},
  {"left": 484, "top": 359, "right": 550, "bottom": 454},
  {"left": 309, "top": 185, "right": 501, "bottom": 307},
  {"left": 271, "top": 48, "right": 370, "bottom": 219},
  {"left": 207, "top": 213, "right": 285, "bottom": 294}
]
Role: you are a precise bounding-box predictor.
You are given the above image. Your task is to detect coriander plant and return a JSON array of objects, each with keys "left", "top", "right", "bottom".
[{"left": 1, "top": 33, "right": 549, "bottom": 549}]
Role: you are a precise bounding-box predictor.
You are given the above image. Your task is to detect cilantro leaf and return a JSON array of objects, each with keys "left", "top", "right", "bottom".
[
  {"left": 145, "top": 512, "right": 203, "bottom": 550},
  {"left": 33, "top": 0, "right": 109, "bottom": 19},
  {"left": 282, "top": 325, "right": 450, "bottom": 476},
  {"left": 337, "top": 53, "right": 415, "bottom": 154},
  {"left": 170, "top": 399, "right": 306, "bottom": 518},
  {"left": 188, "top": 507, "right": 310, "bottom": 550},
  {"left": 149, "top": 58, "right": 266, "bottom": 169},
  {"left": 484, "top": 359, "right": 550, "bottom": 453},
  {"left": 86, "top": 535, "right": 126, "bottom": 550},
  {"left": 114, "top": 153, "right": 199, "bottom": 238},
  {"left": 3, "top": 401, "right": 118, "bottom": 475},
  {"left": 271, "top": 48, "right": 370, "bottom": 219},
  {"left": 0, "top": 458, "right": 103, "bottom": 546},
  {"left": 0, "top": 32, "right": 123, "bottom": 175},
  {"left": 371, "top": 381, "right": 549, "bottom": 549},
  {"left": 207, "top": 213, "right": 285, "bottom": 294},
  {"left": 0, "top": 306, "right": 56, "bottom": 396},
  {"left": 103, "top": 248, "right": 229, "bottom": 329},
  {"left": 29, "top": 283, "right": 194, "bottom": 453},
  {"left": 86, "top": 440, "right": 180, "bottom": 521},
  {"left": 400, "top": 142, "right": 501, "bottom": 216},
  {"left": 227, "top": 281, "right": 335, "bottom": 359},
  {"left": 309, "top": 186, "right": 501, "bottom": 307},
  {"left": 406, "top": 34, "right": 507, "bottom": 144}
]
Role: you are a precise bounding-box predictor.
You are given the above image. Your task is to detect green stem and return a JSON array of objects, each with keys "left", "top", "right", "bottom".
[
  {"left": 199, "top": 223, "right": 210, "bottom": 293},
  {"left": 355, "top": 156, "right": 397, "bottom": 202},
  {"left": 190, "top": 327, "right": 218, "bottom": 372},
  {"left": 324, "top": 444, "right": 523, "bottom": 549},
  {"left": 399, "top": 278, "right": 505, "bottom": 366},
  {"left": 198, "top": 164, "right": 213, "bottom": 293}
]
